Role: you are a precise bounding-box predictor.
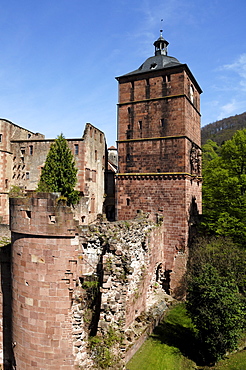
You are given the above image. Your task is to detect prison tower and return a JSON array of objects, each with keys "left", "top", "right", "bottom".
[{"left": 116, "top": 32, "right": 202, "bottom": 290}]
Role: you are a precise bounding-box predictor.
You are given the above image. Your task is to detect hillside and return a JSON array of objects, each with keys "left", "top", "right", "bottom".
[{"left": 201, "top": 111, "right": 246, "bottom": 145}]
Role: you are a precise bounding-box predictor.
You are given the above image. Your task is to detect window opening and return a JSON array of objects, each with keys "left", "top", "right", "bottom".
[
  {"left": 126, "top": 198, "right": 130, "bottom": 206},
  {"left": 146, "top": 79, "right": 150, "bottom": 98},
  {"left": 138, "top": 121, "right": 142, "bottom": 130},
  {"left": 26, "top": 172, "right": 30, "bottom": 180},
  {"left": 49, "top": 215, "right": 56, "bottom": 224},
  {"left": 74, "top": 144, "right": 79, "bottom": 155},
  {"left": 0, "top": 134, "right": 2, "bottom": 143},
  {"left": 29, "top": 145, "right": 33, "bottom": 155},
  {"left": 190, "top": 85, "right": 194, "bottom": 104}
]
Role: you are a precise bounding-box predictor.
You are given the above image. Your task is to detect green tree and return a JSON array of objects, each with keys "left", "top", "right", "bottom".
[
  {"left": 186, "top": 263, "right": 245, "bottom": 365},
  {"left": 188, "top": 236, "right": 246, "bottom": 295},
  {"left": 202, "top": 129, "right": 246, "bottom": 245},
  {"left": 37, "top": 134, "right": 80, "bottom": 204},
  {"left": 202, "top": 139, "right": 220, "bottom": 168}
]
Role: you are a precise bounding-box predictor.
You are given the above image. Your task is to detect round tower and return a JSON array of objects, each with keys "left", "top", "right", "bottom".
[{"left": 10, "top": 193, "right": 79, "bottom": 369}]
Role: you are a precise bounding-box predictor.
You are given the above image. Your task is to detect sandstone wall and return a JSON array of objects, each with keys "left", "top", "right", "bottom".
[
  {"left": 9, "top": 194, "right": 80, "bottom": 369},
  {"left": 0, "top": 119, "right": 43, "bottom": 224},
  {"left": 5, "top": 194, "right": 172, "bottom": 369}
]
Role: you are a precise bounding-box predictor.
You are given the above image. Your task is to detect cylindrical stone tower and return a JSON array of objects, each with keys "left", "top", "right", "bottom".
[{"left": 10, "top": 193, "right": 79, "bottom": 369}]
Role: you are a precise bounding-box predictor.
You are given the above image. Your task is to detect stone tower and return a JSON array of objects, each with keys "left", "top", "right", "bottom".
[{"left": 116, "top": 32, "right": 202, "bottom": 291}]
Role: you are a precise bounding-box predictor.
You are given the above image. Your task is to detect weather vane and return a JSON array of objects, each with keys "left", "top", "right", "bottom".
[{"left": 160, "top": 19, "right": 163, "bottom": 35}]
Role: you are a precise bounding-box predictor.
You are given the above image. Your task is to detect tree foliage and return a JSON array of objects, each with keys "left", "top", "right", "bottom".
[
  {"left": 37, "top": 134, "right": 80, "bottom": 204},
  {"left": 202, "top": 129, "right": 246, "bottom": 245},
  {"left": 186, "top": 263, "right": 245, "bottom": 365},
  {"left": 186, "top": 129, "right": 246, "bottom": 364},
  {"left": 188, "top": 236, "right": 246, "bottom": 294}
]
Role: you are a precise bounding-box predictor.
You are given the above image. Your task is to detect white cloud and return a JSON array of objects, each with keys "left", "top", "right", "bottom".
[
  {"left": 221, "top": 53, "right": 246, "bottom": 91},
  {"left": 218, "top": 99, "right": 237, "bottom": 119},
  {"left": 217, "top": 99, "right": 246, "bottom": 121}
]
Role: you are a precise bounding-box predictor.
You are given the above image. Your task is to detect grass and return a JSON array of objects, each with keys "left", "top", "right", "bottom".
[{"left": 126, "top": 303, "right": 246, "bottom": 370}]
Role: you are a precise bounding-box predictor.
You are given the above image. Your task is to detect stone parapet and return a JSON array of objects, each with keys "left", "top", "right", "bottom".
[{"left": 10, "top": 193, "right": 78, "bottom": 236}]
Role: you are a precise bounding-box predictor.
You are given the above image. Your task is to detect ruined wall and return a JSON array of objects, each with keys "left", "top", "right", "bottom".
[
  {"left": 0, "top": 120, "right": 106, "bottom": 225},
  {"left": 116, "top": 175, "right": 201, "bottom": 295},
  {"left": 6, "top": 194, "right": 172, "bottom": 369},
  {"left": 71, "top": 215, "right": 171, "bottom": 369},
  {"left": 0, "top": 119, "right": 43, "bottom": 224},
  {"left": 81, "top": 124, "right": 106, "bottom": 224}
]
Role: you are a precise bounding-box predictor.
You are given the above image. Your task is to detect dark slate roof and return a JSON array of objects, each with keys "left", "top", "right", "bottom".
[{"left": 120, "top": 54, "right": 182, "bottom": 78}]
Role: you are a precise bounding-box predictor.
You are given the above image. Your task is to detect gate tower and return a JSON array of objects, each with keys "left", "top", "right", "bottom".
[{"left": 116, "top": 32, "right": 202, "bottom": 290}]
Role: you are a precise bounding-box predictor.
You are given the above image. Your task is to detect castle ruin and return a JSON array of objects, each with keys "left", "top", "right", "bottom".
[{"left": 0, "top": 32, "right": 202, "bottom": 369}]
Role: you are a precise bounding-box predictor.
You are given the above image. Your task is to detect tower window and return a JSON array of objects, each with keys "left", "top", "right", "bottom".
[
  {"left": 25, "top": 210, "right": 31, "bottom": 219},
  {"left": 126, "top": 198, "right": 130, "bottom": 206},
  {"left": 146, "top": 79, "right": 150, "bottom": 98},
  {"left": 49, "top": 215, "right": 56, "bottom": 224},
  {"left": 138, "top": 121, "right": 142, "bottom": 130},
  {"left": 167, "top": 75, "right": 171, "bottom": 82},
  {"left": 0, "top": 134, "right": 2, "bottom": 142},
  {"left": 126, "top": 154, "right": 131, "bottom": 162},
  {"left": 160, "top": 118, "right": 165, "bottom": 127},
  {"left": 130, "top": 81, "right": 134, "bottom": 101},
  {"left": 74, "top": 144, "right": 79, "bottom": 155},
  {"left": 26, "top": 172, "right": 30, "bottom": 180},
  {"left": 95, "top": 150, "right": 97, "bottom": 161},
  {"left": 128, "top": 107, "right": 131, "bottom": 114},
  {"left": 29, "top": 145, "right": 33, "bottom": 155},
  {"left": 27, "top": 133, "right": 31, "bottom": 139},
  {"left": 190, "top": 85, "right": 194, "bottom": 104}
]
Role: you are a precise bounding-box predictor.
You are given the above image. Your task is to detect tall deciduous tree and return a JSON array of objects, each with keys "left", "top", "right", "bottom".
[
  {"left": 202, "top": 129, "right": 246, "bottom": 245},
  {"left": 186, "top": 263, "right": 245, "bottom": 365},
  {"left": 37, "top": 134, "right": 80, "bottom": 204}
]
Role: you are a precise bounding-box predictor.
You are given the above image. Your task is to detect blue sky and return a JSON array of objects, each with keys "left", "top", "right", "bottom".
[{"left": 0, "top": 0, "right": 246, "bottom": 146}]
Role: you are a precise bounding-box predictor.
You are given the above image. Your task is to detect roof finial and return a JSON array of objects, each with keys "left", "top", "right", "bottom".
[
  {"left": 160, "top": 19, "right": 163, "bottom": 36},
  {"left": 154, "top": 22, "right": 169, "bottom": 56}
]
